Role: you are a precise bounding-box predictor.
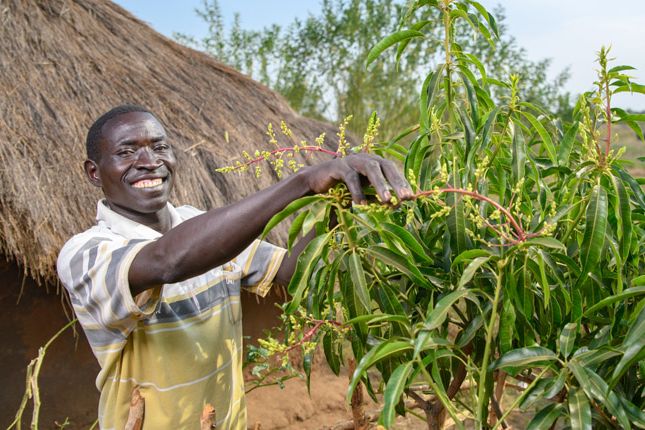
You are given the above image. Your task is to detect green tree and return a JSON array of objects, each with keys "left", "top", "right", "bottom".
[
  {"left": 219, "top": 1, "right": 645, "bottom": 428},
  {"left": 175, "top": 0, "right": 571, "bottom": 137}
]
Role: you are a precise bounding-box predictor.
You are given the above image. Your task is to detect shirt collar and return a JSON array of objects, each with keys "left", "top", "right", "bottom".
[{"left": 96, "top": 199, "right": 184, "bottom": 240}]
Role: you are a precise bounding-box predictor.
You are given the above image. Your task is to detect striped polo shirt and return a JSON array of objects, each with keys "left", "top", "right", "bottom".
[{"left": 57, "top": 200, "right": 286, "bottom": 429}]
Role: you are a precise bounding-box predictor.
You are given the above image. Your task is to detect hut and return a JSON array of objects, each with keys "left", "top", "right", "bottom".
[{"left": 0, "top": 0, "right": 345, "bottom": 427}]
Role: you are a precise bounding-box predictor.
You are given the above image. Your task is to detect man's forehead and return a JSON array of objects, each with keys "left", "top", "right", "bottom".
[{"left": 101, "top": 111, "right": 165, "bottom": 144}]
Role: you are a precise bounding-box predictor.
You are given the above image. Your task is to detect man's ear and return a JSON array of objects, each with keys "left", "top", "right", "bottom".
[{"left": 84, "top": 159, "right": 102, "bottom": 188}]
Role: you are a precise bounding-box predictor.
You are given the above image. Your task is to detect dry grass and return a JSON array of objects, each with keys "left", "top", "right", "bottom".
[{"left": 0, "top": 0, "right": 342, "bottom": 285}]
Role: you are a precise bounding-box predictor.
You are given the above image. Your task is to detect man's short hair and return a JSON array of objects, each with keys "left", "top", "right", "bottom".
[{"left": 86, "top": 104, "right": 153, "bottom": 161}]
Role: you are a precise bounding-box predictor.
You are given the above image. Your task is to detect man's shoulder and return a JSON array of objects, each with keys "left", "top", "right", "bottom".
[
  {"left": 174, "top": 204, "right": 205, "bottom": 221},
  {"left": 57, "top": 225, "right": 122, "bottom": 267}
]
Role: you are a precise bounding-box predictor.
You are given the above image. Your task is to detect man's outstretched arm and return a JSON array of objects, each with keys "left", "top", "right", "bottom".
[{"left": 128, "top": 154, "right": 412, "bottom": 296}]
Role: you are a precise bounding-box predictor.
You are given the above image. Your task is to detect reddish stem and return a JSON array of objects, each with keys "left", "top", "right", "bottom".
[
  {"left": 415, "top": 188, "right": 527, "bottom": 241},
  {"left": 285, "top": 319, "right": 343, "bottom": 352}
]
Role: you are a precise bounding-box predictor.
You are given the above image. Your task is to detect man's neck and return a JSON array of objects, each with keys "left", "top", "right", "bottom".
[{"left": 106, "top": 201, "right": 173, "bottom": 234}]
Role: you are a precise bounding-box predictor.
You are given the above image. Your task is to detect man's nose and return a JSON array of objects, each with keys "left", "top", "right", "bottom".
[{"left": 134, "top": 147, "right": 162, "bottom": 169}]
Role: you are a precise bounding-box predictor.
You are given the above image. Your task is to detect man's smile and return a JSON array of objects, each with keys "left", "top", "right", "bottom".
[{"left": 131, "top": 177, "right": 164, "bottom": 189}]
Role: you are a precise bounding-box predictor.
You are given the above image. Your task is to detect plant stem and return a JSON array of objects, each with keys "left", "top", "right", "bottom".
[{"left": 476, "top": 267, "right": 504, "bottom": 429}]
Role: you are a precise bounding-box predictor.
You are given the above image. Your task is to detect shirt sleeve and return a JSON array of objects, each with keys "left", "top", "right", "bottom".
[
  {"left": 57, "top": 234, "right": 161, "bottom": 341},
  {"left": 232, "top": 239, "right": 287, "bottom": 297}
]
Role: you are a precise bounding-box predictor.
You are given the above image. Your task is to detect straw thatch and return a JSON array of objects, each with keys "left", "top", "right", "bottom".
[{"left": 0, "top": 0, "right": 342, "bottom": 285}]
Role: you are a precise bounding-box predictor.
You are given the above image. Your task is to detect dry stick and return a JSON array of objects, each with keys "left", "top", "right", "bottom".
[
  {"left": 348, "top": 359, "right": 369, "bottom": 430},
  {"left": 124, "top": 387, "right": 145, "bottom": 430},
  {"left": 7, "top": 319, "right": 77, "bottom": 430},
  {"left": 490, "top": 371, "right": 508, "bottom": 429},
  {"left": 200, "top": 404, "right": 216, "bottom": 430}
]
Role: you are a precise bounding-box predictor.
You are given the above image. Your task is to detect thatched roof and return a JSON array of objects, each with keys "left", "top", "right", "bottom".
[{"left": 0, "top": 0, "right": 341, "bottom": 285}]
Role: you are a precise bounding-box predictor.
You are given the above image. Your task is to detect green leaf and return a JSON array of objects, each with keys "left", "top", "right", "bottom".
[
  {"left": 609, "top": 174, "right": 632, "bottom": 262},
  {"left": 414, "top": 331, "right": 453, "bottom": 356},
  {"left": 366, "top": 30, "right": 425, "bottom": 66},
  {"left": 613, "top": 82, "right": 645, "bottom": 95},
  {"left": 424, "top": 289, "right": 475, "bottom": 331},
  {"left": 611, "top": 306, "right": 645, "bottom": 385},
  {"left": 348, "top": 251, "right": 371, "bottom": 312},
  {"left": 347, "top": 340, "right": 413, "bottom": 403},
  {"left": 576, "top": 185, "right": 608, "bottom": 289},
  {"left": 521, "top": 110, "right": 557, "bottom": 163},
  {"left": 346, "top": 313, "right": 410, "bottom": 327},
  {"left": 571, "top": 348, "right": 621, "bottom": 367},
  {"left": 323, "top": 331, "right": 341, "bottom": 376},
  {"left": 499, "top": 297, "right": 516, "bottom": 353},
  {"left": 489, "top": 346, "right": 557, "bottom": 370},
  {"left": 381, "top": 223, "right": 432, "bottom": 263},
  {"left": 526, "top": 403, "right": 564, "bottom": 430},
  {"left": 285, "top": 231, "right": 332, "bottom": 314},
  {"left": 379, "top": 362, "right": 413, "bottom": 428},
  {"left": 511, "top": 121, "right": 526, "bottom": 183},
  {"left": 568, "top": 388, "right": 592, "bottom": 430},
  {"left": 447, "top": 177, "right": 469, "bottom": 255},
  {"left": 467, "top": 0, "right": 499, "bottom": 37},
  {"left": 608, "top": 65, "right": 636, "bottom": 73},
  {"left": 584, "top": 286, "right": 645, "bottom": 315},
  {"left": 366, "top": 246, "right": 430, "bottom": 288},
  {"left": 458, "top": 256, "right": 490, "bottom": 288},
  {"left": 558, "top": 122, "right": 579, "bottom": 166},
  {"left": 451, "top": 249, "right": 493, "bottom": 269},
  {"left": 395, "top": 20, "right": 431, "bottom": 66},
  {"left": 526, "top": 237, "right": 566, "bottom": 251},
  {"left": 287, "top": 210, "right": 309, "bottom": 253},
  {"left": 568, "top": 362, "right": 631, "bottom": 429},
  {"left": 559, "top": 322, "right": 577, "bottom": 358},
  {"left": 261, "top": 196, "right": 322, "bottom": 238}
]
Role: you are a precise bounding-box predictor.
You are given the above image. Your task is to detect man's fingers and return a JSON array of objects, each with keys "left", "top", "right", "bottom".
[
  {"left": 353, "top": 158, "right": 393, "bottom": 203},
  {"left": 380, "top": 159, "right": 414, "bottom": 200},
  {"left": 342, "top": 169, "right": 367, "bottom": 204}
]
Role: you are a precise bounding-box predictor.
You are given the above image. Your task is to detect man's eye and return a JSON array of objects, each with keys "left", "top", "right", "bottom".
[
  {"left": 118, "top": 149, "right": 134, "bottom": 156},
  {"left": 153, "top": 144, "right": 170, "bottom": 152}
]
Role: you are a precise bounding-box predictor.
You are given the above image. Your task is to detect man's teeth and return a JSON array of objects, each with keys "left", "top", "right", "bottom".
[{"left": 132, "top": 178, "right": 163, "bottom": 188}]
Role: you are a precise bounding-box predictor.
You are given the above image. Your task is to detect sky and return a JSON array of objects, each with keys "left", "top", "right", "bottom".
[{"left": 114, "top": 0, "right": 645, "bottom": 111}]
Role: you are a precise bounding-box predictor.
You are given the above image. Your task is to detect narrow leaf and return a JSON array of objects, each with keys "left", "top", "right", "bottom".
[
  {"left": 576, "top": 185, "right": 608, "bottom": 288},
  {"left": 380, "top": 362, "right": 413, "bottom": 428},
  {"left": 568, "top": 388, "right": 592, "bottom": 430},
  {"left": 559, "top": 322, "right": 578, "bottom": 358},
  {"left": 349, "top": 251, "right": 371, "bottom": 312},
  {"left": 458, "top": 256, "right": 490, "bottom": 288},
  {"left": 367, "top": 30, "right": 425, "bottom": 65},
  {"left": 526, "top": 403, "right": 564, "bottom": 430},
  {"left": 521, "top": 110, "right": 557, "bottom": 163},
  {"left": 262, "top": 196, "right": 321, "bottom": 238},
  {"left": 490, "top": 346, "right": 557, "bottom": 370},
  {"left": 425, "top": 289, "right": 475, "bottom": 330},
  {"left": 347, "top": 340, "right": 412, "bottom": 403}
]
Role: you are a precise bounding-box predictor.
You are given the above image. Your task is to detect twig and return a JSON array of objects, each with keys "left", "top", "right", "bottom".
[
  {"left": 124, "top": 387, "right": 144, "bottom": 430},
  {"left": 200, "top": 403, "right": 216, "bottom": 430},
  {"left": 348, "top": 359, "right": 368, "bottom": 430}
]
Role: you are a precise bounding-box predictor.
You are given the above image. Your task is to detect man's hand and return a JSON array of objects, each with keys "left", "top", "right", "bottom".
[{"left": 304, "top": 153, "right": 414, "bottom": 204}]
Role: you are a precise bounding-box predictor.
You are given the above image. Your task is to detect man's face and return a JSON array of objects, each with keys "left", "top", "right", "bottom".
[{"left": 85, "top": 111, "right": 176, "bottom": 220}]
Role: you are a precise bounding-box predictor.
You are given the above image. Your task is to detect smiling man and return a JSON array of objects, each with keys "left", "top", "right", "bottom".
[{"left": 57, "top": 104, "right": 412, "bottom": 429}]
